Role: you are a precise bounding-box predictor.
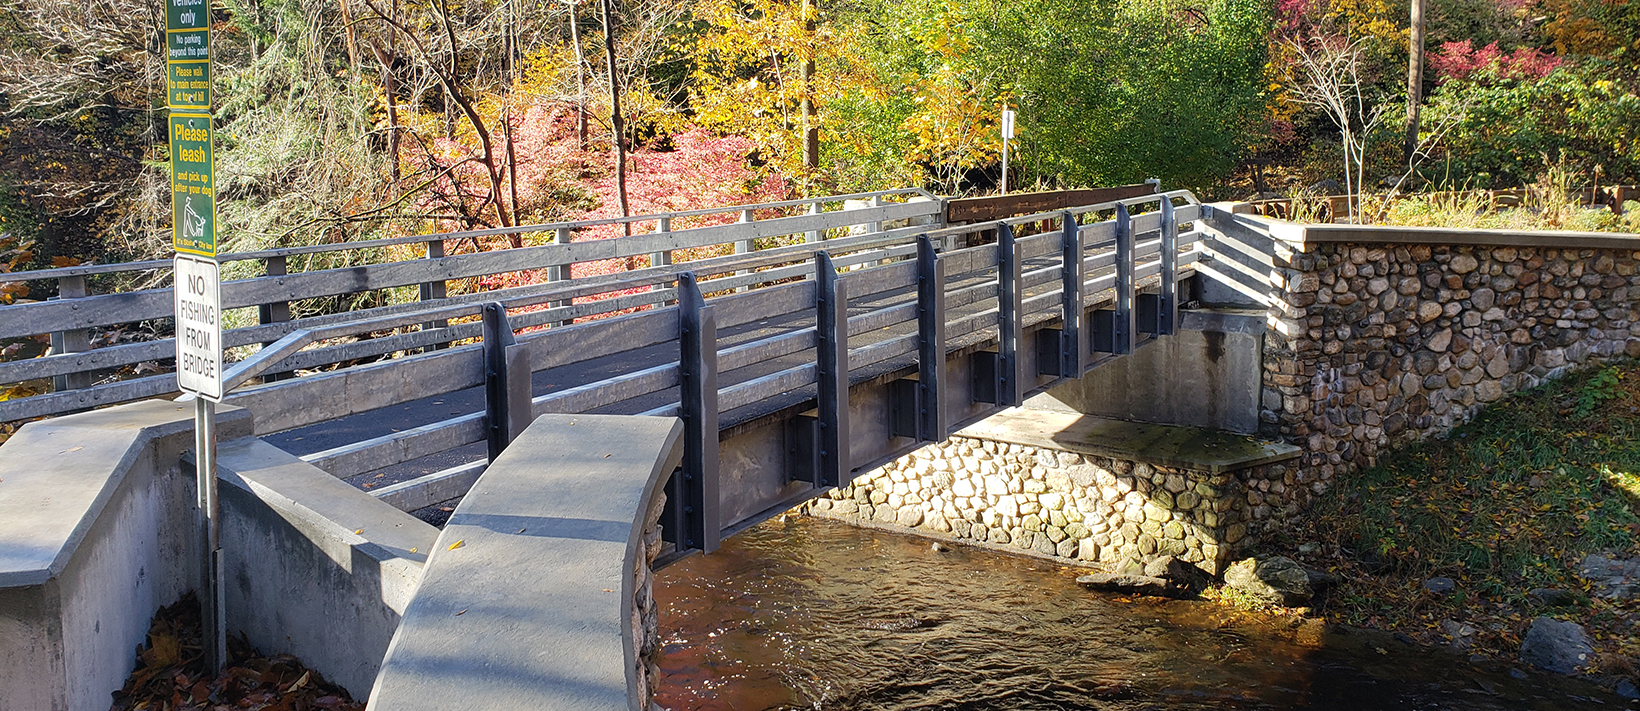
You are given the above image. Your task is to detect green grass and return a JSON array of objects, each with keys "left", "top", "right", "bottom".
[{"left": 1283, "top": 362, "right": 1640, "bottom": 670}]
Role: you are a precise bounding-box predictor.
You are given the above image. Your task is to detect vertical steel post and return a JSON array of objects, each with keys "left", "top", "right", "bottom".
[
  {"left": 194, "top": 397, "right": 225, "bottom": 673},
  {"left": 482, "top": 303, "right": 530, "bottom": 461},
  {"left": 259, "top": 256, "right": 295, "bottom": 379},
  {"left": 996, "top": 223, "right": 1024, "bottom": 406},
  {"left": 49, "top": 275, "right": 91, "bottom": 392},
  {"left": 815, "top": 253, "right": 851, "bottom": 487},
  {"left": 1158, "top": 197, "right": 1179, "bottom": 336},
  {"left": 915, "top": 235, "right": 947, "bottom": 441},
  {"left": 651, "top": 216, "right": 672, "bottom": 268},
  {"left": 677, "top": 273, "right": 721, "bottom": 553},
  {"left": 1060, "top": 211, "right": 1085, "bottom": 375},
  {"left": 1114, "top": 203, "right": 1136, "bottom": 355}
]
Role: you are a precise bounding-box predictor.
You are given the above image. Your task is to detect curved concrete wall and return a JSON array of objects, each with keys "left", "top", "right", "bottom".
[{"left": 368, "top": 414, "right": 683, "bottom": 711}]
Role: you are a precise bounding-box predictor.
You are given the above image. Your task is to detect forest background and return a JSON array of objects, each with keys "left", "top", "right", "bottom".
[{"left": 0, "top": 0, "right": 1637, "bottom": 290}]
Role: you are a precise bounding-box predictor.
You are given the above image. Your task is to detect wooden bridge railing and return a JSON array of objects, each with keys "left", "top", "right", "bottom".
[
  {"left": 174, "top": 189, "right": 1204, "bottom": 551},
  {"left": 0, "top": 188, "right": 937, "bottom": 422}
]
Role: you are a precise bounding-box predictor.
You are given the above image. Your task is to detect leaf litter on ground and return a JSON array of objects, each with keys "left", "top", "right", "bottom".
[{"left": 110, "top": 594, "right": 362, "bottom": 711}]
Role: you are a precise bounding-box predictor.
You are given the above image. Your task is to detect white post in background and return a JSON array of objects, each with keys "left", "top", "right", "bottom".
[{"left": 1001, "top": 109, "right": 1016, "bottom": 195}]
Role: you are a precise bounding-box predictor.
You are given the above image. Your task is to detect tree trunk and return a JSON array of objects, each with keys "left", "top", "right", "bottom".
[
  {"left": 800, "top": 0, "right": 818, "bottom": 188},
  {"left": 1403, "top": 0, "right": 1427, "bottom": 164},
  {"left": 599, "top": 0, "right": 630, "bottom": 232},
  {"left": 569, "top": 1, "right": 589, "bottom": 150}
]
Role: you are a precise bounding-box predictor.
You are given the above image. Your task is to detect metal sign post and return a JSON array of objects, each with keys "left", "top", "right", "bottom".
[
  {"left": 168, "top": 0, "right": 225, "bottom": 673},
  {"left": 1001, "top": 109, "right": 1016, "bottom": 196}
]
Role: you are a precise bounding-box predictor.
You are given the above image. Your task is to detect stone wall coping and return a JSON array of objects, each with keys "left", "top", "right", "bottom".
[
  {"left": 1214, "top": 204, "right": 1640, "bottom": 250},
  {"left": 960, "top": 409, "right": 1300, "bottom": 474},
  {"left": 367, "top": 414, "right": 683, "bottom": 711},
  {"left": 0, "top": 399, "right": 252, "bottom": 587}
]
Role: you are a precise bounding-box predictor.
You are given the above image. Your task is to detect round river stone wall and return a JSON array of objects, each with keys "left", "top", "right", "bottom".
[
  {"left": 803, "top": 435, "right": 1296, "bottom": 575},
  {"left": 1261, "top": 243, "right": 1640, "bottom": 489}
]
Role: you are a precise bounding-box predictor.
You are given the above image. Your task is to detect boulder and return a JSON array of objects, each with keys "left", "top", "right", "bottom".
[
  {"left": 1529, "top": 588, "right": 1578, "bottom": 607},
  {"left": 1578, "top": 553, "right": 1640, "bottom": 600},
  {"left": 1519, "top": 617, "right": 1595, "bottom": 675},
  {"left": 1422, "top": 577, "right": 1457, "bottom": 596},
  {"left": 1076, "top": 573, "right": 1170, "bottom": 597},
  {"left": 1224, "top": 556, "right": 1312, "bottom": 606},
  {"left": 1144, "top": 555, "right": 1192, "bottom": 581}
]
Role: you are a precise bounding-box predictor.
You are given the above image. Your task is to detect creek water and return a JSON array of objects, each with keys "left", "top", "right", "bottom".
[{"left": 655, "top": 516, "right": 1629, "bottom": 710}]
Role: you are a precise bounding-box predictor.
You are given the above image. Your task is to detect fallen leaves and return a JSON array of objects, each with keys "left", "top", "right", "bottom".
[{"left": 111, "top": 594, "right": 364, "bottom": 711}]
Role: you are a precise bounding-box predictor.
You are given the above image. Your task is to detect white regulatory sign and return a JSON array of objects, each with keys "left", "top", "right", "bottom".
[{"left": 174, "top": 255, "right": 223, "bottom": 401}]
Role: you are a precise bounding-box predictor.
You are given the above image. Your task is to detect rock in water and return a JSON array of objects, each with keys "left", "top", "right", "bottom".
[
  {"left": 1224, "top": 556, "right": 1313, "bottom": 606},
  {"left": 1143, "top": 555, "right": 1192, "bottom": 581},
  {"left": 1519, "top": 617, "right": 1595, "bottom": 675},
  {"left": 1076, "top": 573, "right": 1171, "bottom": 597}
]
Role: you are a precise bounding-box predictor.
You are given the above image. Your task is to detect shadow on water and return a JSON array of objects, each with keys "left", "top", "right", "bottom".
[{"left": 655, "top": 517, "right": 1630, "bottom": 711}]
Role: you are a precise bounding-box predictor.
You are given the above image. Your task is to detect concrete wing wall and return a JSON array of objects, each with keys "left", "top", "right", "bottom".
[
  {"left": 367, "top": 414, "right": 684, "bottom": 711},
  {"left": 0, "top": 401, "right": 250, "bottom": 711}
]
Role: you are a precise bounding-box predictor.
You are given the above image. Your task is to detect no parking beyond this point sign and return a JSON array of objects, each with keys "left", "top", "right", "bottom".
[{"left": 174, "top": 255, "right": 222, "bottom": 401}]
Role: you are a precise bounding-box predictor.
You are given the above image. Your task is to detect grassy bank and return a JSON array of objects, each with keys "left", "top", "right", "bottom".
[{"left": 1267, "top": 362, "right": 1640, "bottom": 675}]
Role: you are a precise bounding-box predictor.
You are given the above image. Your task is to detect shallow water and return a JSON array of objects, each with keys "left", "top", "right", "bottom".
[{"left": 655, "top": 517, "right": 1631, "bottom": 710}]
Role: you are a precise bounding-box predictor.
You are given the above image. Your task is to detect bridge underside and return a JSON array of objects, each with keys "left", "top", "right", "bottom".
[{"left": 705, "top": 281, "right": 1265, "bottom": 549}]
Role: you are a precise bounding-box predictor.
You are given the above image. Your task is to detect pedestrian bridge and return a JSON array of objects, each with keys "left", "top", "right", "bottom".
[{"left": 0, "top": 184, "right": 1272, "bottom": 710}]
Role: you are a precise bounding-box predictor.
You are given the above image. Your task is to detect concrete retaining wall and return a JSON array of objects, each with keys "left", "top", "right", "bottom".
[
  {"left": 368, "top": 414, "right": 683, "bottom": 711},
  {"left": 0, "top": 401, "right": 249, "bottom": 711},
  {"left": 0, "top": 399, "right": 445, "bottom": 710},
  {"left": 218, "top": 438, "right": 439, "bottom": 698},
  {"left": 1028, "top": 309, "right": 1268, "bottom": 434}
]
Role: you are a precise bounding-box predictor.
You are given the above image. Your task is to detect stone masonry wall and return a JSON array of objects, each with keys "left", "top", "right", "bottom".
[
  {"left": 1259, "top": 243, "right": 1640, "bottom": 488},
  {"left": 634, "top": 489, "right": 666, "bottom": 711},
  {"left": 803, "top": 435, "right": 1298, "bottom": 575}
]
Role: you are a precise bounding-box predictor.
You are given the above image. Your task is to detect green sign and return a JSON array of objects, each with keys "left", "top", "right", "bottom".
[
  {"left": 166, "top": 0, "right": 211, "bottom": 110},
  {"left": 168, "top": 60, "right": 211, "bottom": 111},
  {"left": 170, "top": 113, "right": 216, "bottom": 258}
]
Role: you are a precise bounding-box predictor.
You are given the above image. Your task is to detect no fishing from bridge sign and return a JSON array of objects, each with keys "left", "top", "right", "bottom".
[{"left": 174, "top": 255, "right": 223, "bottom": 400}]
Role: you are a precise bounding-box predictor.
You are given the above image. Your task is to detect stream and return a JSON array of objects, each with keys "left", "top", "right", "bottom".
[{"left": 655, "top": 516, "right": 1631, "bottom": 710}]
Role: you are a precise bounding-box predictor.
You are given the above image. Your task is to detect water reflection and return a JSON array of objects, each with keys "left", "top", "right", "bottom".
[{"left": 655, "top": 517, "right": 1626, "bottom": 710}]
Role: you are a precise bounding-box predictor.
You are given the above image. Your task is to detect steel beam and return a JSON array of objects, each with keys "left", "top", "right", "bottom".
[
  {"left": 481, "top": 303, "right": 531, "bottom": 461},
  {"left": 915, "top": 234, "right": 947, "bottom": 440},
  {"left": 815, "top": 252, "right": 851, "bottom": 486},
  {"left": 673, "top": 273, "right": 721, "bottom": 553}
]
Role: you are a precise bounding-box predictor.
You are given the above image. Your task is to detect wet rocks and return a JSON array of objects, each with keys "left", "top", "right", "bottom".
[
  {"left": 1076, "top": 573, "right": 1171, "bottom": 597},
  {"left": 1224, "top": 556, "right": 1312, "bottom": 606},
  {"left": 1440, "top": 619, "right": 1478, "bottom": 650},
  {"left": 1519, "top": 617, "right": 1595, "bottom": 675}
]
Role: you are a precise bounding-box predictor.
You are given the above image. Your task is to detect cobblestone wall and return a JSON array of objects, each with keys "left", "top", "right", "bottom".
[
  {"left": 803, "top": 436, "right": 1296, "bottom": 575},
  {"left": 1259, "top": 243, "right": 1640, "bottom": 488},
  {"left": 634, "top": 490, "right": 666, "bottom": 711}
]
